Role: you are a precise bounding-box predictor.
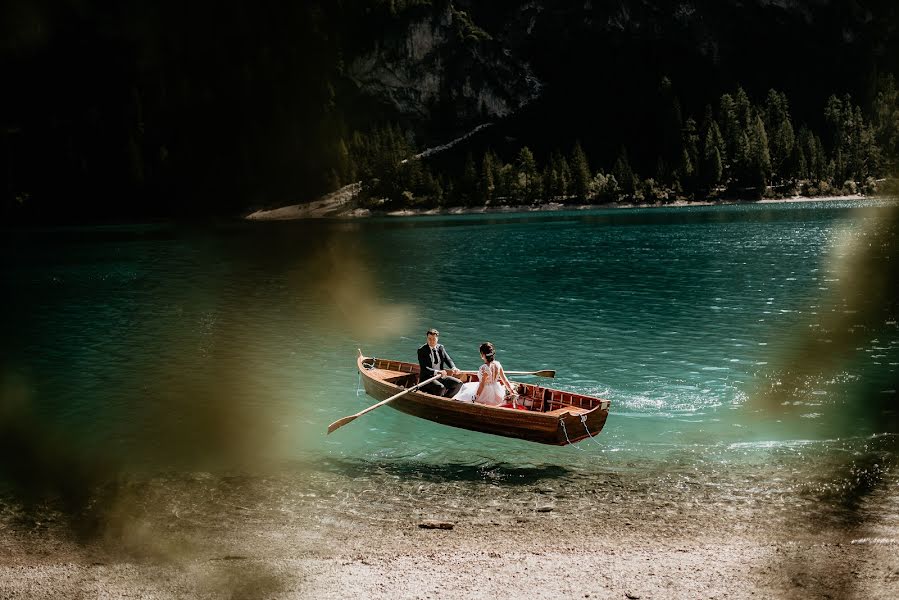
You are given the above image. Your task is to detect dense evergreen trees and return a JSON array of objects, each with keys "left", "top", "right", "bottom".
[
  {"left": 873, "top": 75, "right": 899, "bottom": 175},
  {"left": 343, "top": 78, "right": 897, "bottom": 209}
]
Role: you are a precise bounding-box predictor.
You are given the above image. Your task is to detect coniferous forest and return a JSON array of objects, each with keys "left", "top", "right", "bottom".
[
  {"left": 2, "top": 0, "right": 898, "bottom": 220},
  {"left": 347, "top": 79, "right": 898, "bottom": 209}
]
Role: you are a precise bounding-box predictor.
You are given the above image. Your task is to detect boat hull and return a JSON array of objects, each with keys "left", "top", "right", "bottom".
[{"left": 357, "top": 354, "right": 609, "bottom": 445}]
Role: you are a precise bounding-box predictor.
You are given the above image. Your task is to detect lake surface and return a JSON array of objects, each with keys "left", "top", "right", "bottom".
[{"left": 2, "top": 199, "right": 898, "bottom": 531}]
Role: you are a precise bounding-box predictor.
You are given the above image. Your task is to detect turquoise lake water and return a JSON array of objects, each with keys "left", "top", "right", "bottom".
[{"left": 2, "top": 200, "right": 898, "bottom": 519}]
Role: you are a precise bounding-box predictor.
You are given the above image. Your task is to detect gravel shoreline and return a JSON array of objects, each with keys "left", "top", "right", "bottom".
[
  {"left": 2, "top": 461, "right": 897, "bottom": 599},
  {"left": 1, "top": 507, "right": 896, "bottom": 599}
]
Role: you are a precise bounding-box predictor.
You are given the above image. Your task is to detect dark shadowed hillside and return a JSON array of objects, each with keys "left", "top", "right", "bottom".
[{"left": 1, "top": 0, "right": 897, "bottom": 220}]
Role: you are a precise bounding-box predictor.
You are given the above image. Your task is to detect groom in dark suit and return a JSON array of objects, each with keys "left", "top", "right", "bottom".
[{"left": 417, "top": 328, "right": 463, "bottom": 397}]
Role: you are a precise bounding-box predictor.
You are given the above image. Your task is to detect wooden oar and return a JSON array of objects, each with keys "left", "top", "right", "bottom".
[
  {"left": 462, "top": 369, "right": 555, "bottom": 378},
  {"left": 327, "top": 374, "right": 443, "bottom": 434},
  {"left": 507, "top": 369, "right": 555, "bottom": 378}
]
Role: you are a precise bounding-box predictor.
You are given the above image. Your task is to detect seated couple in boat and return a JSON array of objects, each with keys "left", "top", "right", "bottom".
[{"left": 417, "top": 329, "right": 518, "bottom": 407}]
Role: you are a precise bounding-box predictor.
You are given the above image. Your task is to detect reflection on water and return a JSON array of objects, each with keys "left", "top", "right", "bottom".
[{"left": 1, "top": 199, "right": 897, "bottom": 542}]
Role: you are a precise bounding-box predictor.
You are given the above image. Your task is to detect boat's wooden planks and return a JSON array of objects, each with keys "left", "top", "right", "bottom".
[
  {"left": 544, "top": 407, "right": 589, "bottom": 416},
  {"left": 356, "top": 353, "right": 610, "bottom": 445},
  {"left": 368, "top": 368, "right": 409, "bottom": 381}
]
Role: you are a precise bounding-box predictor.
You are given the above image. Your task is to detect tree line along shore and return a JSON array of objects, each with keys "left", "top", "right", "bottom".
[{"left": 327, "top": 77, "right": 899, "bottom": 211}]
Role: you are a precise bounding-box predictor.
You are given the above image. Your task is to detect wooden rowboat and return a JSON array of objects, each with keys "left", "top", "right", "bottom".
[{"left": 356, "top": 353, "right": 611, "bottom": 445}]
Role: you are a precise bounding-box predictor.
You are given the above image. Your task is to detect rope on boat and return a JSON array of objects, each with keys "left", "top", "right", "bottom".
[
  {"left": 580, "top": 414, "right": 603, "bottom": 448},
  {"left": 560, "top": 414, "right": 603, "bottom": 450},
  {"left": 357, "top": 357, "right": 375, "bottom": 397},
  {"left": 559, "top": 418, "right": 586, "bottom": 451}
]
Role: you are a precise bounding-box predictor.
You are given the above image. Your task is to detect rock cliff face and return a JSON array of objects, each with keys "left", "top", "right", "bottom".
[
  {"left": 343, "top": 0, "right": 897, "bottom": 139},
  {"left": 345, "top": 4, "right": 539, "bottom": 132}
]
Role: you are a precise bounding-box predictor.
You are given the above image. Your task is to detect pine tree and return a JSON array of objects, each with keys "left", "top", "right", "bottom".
[
  {"left": 793, "top": 143, "right": 807, "bottom": 181},
  {"left": 872, "top": 74, "right": 899, "bottom": 172},
  {"left": 613, "top": 147, "right": 637, "bottom": 199},
  {"left": 825, "top": 158, "right": 836, "bottom": 182},
  {"left": 708, "top": 148, "right": 723, "bottom": 193},
  {"left": 787, "top": 127, "right": 807, "bottom": 182},
  {"left": 734, "top": 86, "right": 753, "bottom": 130},
  {"left": 683, "top": 117, "right": 700, "bottom": 172},
  {"left": 733, "top": 130, "right": 751, "bottom": 186},
  {"left": 850, "top": 104, "right": 880, "bottom": 181},
  {"left": 849, "top": 105, "right": 865, "bottom": 181},
  {"left": 701, "top": 125, "right": 724, "bottom": 191},
  {"left": 824, "top": 94, "right": 851, "bottom": 181},
  {"left": 823, "top": 93, "right": 881, "bottom": 183},
  {"left": 570, "top": 142, "right": 591, "bottom": 202},
  {"left": 541, "top": 165, "right": 554, "bottom": 203},
  {"left": 676, "top": 147, "right": 692, "bottom": 194},
  {"left": 723, "top": 87, "right": 756, "bottom": 190},
  {"left": 498, "top": 163, "right": 515, "bottom": 204},
  {"left": 824, "top": 94, "right": 844, "bottom": 151},
  {"left": 658, "top": 77, "right": 685, "bottom": 182},
  {"left": 335, "top": 138, "right": 355, "bottom": 186},
  {"left": 427, "top": 172, "right": 444, "bottom": 206},
  {"left": 681, "top": 117, "right": 700, "bottom": 194},
  {"left": 763, "top": 90, "right": 795, "bottom": 184},
  {"left": 559, "top": 155, "right": 571, "bottom": 199},
  {"left": 460, "top": 152, "right": 478, "bottom": 206},
  {"left": 797, "top": 127, "right": 817, "bottom": 182},
  {"left": 719, "top": 93, "right": 740, "bottom": 177},
  {"left": 546, "top": 151, "right": 571, "bottom": 199},
  {"left": 774, "top": 119, "right": 796, "bottom": 182},
  {"left": 493, "top": 157, "right": 509, "bottom": 203},
  {"left": 655, "top": 157, "right": 667, "bottom": 182},
  {"left": 441, "top": 174, "right": 454, "bottom": 205},
  {"left": 748, "top": 114, "right": 772, "bottom": 196},
  {"left": 479, "top": 150, "right": 495, "bottom": 205},
  {"left": 700, "top": 104, "right": 715, "bottom": 140},
  {"left": 516, "top": 147, "right": 539, "bottom": 203},
  {"left": 816, "top": 136, "right": 827, "bottom": 181},
  {"left": 702, "top": 117, "right": 725, "bottom": 166}
]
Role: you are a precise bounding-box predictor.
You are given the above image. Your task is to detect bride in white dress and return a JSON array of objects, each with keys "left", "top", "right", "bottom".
[{"left": 454, "top": 342, "right": 518, "bottom": 407}]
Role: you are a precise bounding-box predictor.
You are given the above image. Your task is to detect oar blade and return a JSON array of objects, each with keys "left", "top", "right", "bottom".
[
  {"left": 327, "top": 373, "right": 439, "bottom": 435},
  {"left": 327, "top": 415, "right": 357, "bottom": 434},
  {"left": 535, "top": 370, "right": 555, "bottom": 378}
]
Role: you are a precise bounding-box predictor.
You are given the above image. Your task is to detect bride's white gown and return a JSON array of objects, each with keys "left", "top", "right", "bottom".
[{"left": 454, "top": 361, "right": 506, "bottom": 406}]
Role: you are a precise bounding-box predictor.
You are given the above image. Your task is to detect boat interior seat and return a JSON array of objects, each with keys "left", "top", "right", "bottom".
[
  {"left": 549, "top": 390, "right": 594, "bottom": 411},
  {"left": 544, "top": 406, "right": 590, "bottom": 416},
  {"left": 374, "top": 369, "right": 412, "bottom": 383},
  {"left": 524, "top": 385, "right": 547, "bottom": 412}
]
